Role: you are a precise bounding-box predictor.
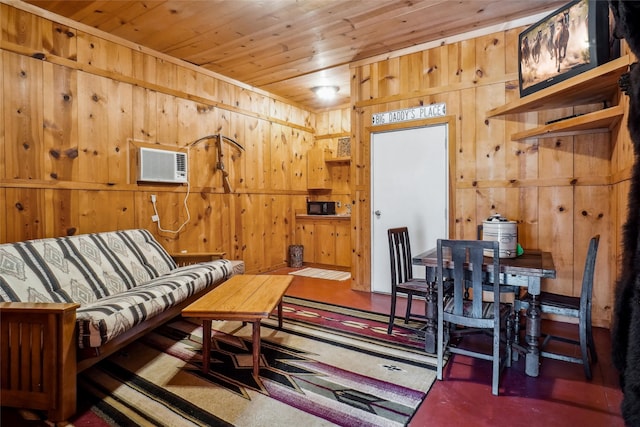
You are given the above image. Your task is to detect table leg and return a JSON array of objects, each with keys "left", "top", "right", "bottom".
[
  {"left": 424, "top": 280, "right": 437, "bottom": 354},
  {"left": 278, "top": 299, "right": 283, "bottom": 328},
  {"left": 202, "top": 319, "right": 212, "bottom": 374},
  {"left": 525, "top": 295, "right": 541, "bottom": 377},
  {"left": 252, "top": 320, "right": 261, "bottom": 377}
]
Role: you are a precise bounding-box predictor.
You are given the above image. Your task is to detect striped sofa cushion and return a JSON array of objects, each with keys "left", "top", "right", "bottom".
[
  {"left": 0, "top": 229, "right": 176, "bottom": 304},
  {"left": 76, "top": 260, "right": 232, "bottom": 348}
]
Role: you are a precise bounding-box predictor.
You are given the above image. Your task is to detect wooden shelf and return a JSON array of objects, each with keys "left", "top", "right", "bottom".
[
  {"left": 510, "top": 105, "right": 624, "bottom": 141},
  {"left": 325, "top": 156, "right": 351, "bottom": 164},
  {"left": 487, "top": 55, "right": 630, "bottom": 118}
]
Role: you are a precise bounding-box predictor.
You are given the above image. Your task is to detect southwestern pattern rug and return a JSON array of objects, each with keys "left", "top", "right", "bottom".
[{"left": 55, "top": 299, "right": 436, "bottom": 427}]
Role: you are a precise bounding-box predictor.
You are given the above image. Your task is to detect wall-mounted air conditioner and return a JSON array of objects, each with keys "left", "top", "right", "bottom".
[{"left": 137, "top": 147, "right": 188, "bottom": 183}]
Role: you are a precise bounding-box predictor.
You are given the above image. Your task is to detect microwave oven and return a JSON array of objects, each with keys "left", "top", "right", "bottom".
[{"left": 307, "top": 201, "right": 336, "bottom": 215}]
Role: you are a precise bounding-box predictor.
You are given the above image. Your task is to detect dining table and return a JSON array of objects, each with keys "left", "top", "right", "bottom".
[{"left": 412, "top": 247, "right": 556, "bottom": 377}]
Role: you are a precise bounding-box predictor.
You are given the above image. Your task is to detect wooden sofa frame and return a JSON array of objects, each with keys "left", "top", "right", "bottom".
[{"left": 0, "top": 252, "right": 227, "bottom": 423}]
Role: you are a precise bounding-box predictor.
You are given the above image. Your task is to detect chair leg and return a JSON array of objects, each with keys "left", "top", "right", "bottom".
[
  {"left": 437, "top": 319, "right": 446, "bottom": 381},
  {"left": 579, "top": 316, "right": 592, "bottom": 380},
  {"left": 505, "top": 312, "right": 513, "bottom": 368},
  {"left": 388, "top": 291, "right": 397, "bottom": 334},
  {"left": 405, "top": 294, "right": 413, "bottom": 324},
  {"left": 587, "top": 311, "right": 598, "bottom": 364},
  {"left": 492, "top": 322, "right": 500, "bottom": 396}
]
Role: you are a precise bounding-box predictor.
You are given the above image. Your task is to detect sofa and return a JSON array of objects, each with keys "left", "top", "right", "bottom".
[{"left": 0, "top": 229, "right": 244, "bottom": 422}]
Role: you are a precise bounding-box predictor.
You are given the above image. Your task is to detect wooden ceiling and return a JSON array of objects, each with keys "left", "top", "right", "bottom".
[{"left": 25, "top": 0, "right": 567, "bottom": 111}]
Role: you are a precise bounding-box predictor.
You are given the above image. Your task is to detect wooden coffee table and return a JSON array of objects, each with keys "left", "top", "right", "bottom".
[{"left": 182, "top": 274, "right": 293, "bottom": 377}]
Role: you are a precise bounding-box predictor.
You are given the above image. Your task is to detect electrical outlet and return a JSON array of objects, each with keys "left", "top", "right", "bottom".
[{"left": 336, "top": 201, "right": 341, "bottom": 208}]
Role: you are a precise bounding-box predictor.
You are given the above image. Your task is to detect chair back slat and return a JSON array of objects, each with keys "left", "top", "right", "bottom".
[
  {"left": 581, "top": 235, "right": 600, "bottom": 312},
  {"left": 438, "top": 239, "right": 500, "bottom": 319},
  {"left": 388, "top": 227, "right": 413, "bottom": 285}
]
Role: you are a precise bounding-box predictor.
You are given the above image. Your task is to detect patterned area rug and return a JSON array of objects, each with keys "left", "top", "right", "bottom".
[
  {"left": 281, "top": 296, "right": 429, "bottom": 352},
  {"left": 288, "top": 267, "right": 351, "bottom": 281},
  {"left": 52, "top": 300, "right": 437, "bottom": 427}
]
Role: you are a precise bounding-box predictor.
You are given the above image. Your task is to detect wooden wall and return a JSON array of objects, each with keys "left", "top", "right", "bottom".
[
  {"left": 0, "top": 2, "right": 324, "bottom": 274},
  {"left": 350, "top": 28, "right": 633, "bottom": 328}
]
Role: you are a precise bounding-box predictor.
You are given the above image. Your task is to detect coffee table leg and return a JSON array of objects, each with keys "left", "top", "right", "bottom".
[
  {"left": 202, "top": 319, "right": 212, "bottom": 374},
  {"left": 278, "top": 299, "right": 283, "bottom": 328},
  {"left": 252, "top": 320, "right": 261, "bottom": 377}
]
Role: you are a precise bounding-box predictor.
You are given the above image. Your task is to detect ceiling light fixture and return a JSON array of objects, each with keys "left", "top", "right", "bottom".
[{"left": 312, "top": 85, "right": 339, "bottom": 100}]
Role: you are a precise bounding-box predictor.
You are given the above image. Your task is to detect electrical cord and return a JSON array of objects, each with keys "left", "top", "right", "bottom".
[{"left": 151, "top": 180, "right": 191, "bottom": 234}]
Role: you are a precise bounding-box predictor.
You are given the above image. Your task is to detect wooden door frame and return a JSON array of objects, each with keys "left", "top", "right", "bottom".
[{"left": 350, "top": 115, "right": 457, "bottom": 292}]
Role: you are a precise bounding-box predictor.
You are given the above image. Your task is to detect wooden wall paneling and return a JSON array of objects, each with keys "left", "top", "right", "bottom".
[
  {"left": 42, "top": 62, "right": 78, "bottom": 182},
  {"left": 352, "top": 188, "right": 370, "bottom": 291},
  {"left": 269, "top": 195, "right": 290, "bottom": 268},
  {"left": 289, "top": 128, "right": 308, "bottom": 192},
  {"left": 131, "top": 88, "right": 158, "bottom": 145},
  {"left": 216, "top": 79, "right": 232, "bottom": 107},
  {"left": 78, "top": 190, "right": 136, "bottom": 233},
  {"left": 177, "top": 96, "right": 207, "bottom": 142},
  {"left": 377, "top": 57, "right": 400, "bottom": 99},
  {"left": 458, "top": 88, "right": 476, "bottom": 183},
  {"left": 330, "top": 163, "right": 350, "bottom": 195},
  {"left": 239, "top": 193, "right": 266, "bottom": 272},
  {"left": 156, "top": 93, "right": 179, "bottom": 146},
  {"left": 335, "top": 221, "right": 351, "bottom": 267},
  {"left": 3, "top": 52, "right": 43, "bottom": 180},
  {"left": 76, "top": 31, "right": 133, "bottom": 77},
  {"left": 76, "top": 72, "right": 110, "bottom": 183},
  {"left": 448, "top": 39, "right": 476, "bottom": 84},
  {"left": 243, "top": 117, "right": 269, "bottom": 190},
  {"left": 315, "top": 222, "right": 335, "bottom": 265},
  {"left": 475, "top": 84, "right": 506, "bottom": 181},
  {"left": 0, "top": 48, "right": 4, "bottom": 180},
  {"left": 574, "top": 133, "right": 611, "bottom": 179},
  {"left": 355, "top": 64, "right": 373, "bottom": 103},
  {"left": 295, "top": 217, "right": 315, "bottom": 263},
  {"left": 132, "top": 50, "right": 157, "bottom": 85},
  {"left": 141, "top": 190, "right": 190, "bottom": 247},
  {"left": 107, "top": 78, "right": 133, "bottom": 184},
  {"left": 5, "top": 188, "right": 46, "bottom": 242},
  {"left": 423, "top": 45, "right": 447, "bottom": 89},
  {"left": 474, "top": 32, "right": 505, "bottom": 81},
  {"left": 455, "top": 188, "right": 477, "bottom": 239},
  {"left": 41, "top": 15, "right": 77, "bottom": 61},
  {"left": 574, "top": 185, "right": 610, "bottom": 325},
  {"left": 269, "top": 123, "right": 288, "bottom": 191},
  {"left": 176, "top": 66, "right": 198, "bottom": 97},
  {"left": 44, "top": 189, "right": 78, "bottom": 237},
  {"left": 314, "top": 109, "right": 329, "bottom": 136},
  {"left": 399, "top": 52, "right": 422, "bottom": 94},
  {"left": 0, "top": 188, "right": 5, "bottom": 243},
  {"left": 516, "top": 187, "right": 540, "bottom": 251},
  {"left": 1, "top": 4, "right": 42, "bottom": 50},
  {"left": 269, "top": 98, "right": 286, "bottom": 123},
  {"left": 504, "top": 28, "right": 521, "bottom": 75},
  {"left": 155, "top": 58, "right": 178, "bottom": 92},
  {"left": 228, "top": 112, "right": 246, "bottom": 192},
  {"left": 476, "top": 187, "right": 508, "bottom": 222},
  {"left": 538, "top": 185, "right": 574, "bottom": 295}
]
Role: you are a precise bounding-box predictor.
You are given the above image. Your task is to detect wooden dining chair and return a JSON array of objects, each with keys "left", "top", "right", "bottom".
[
  {"left": 436, "top": 239, "right": 513, "bottom": 396},
  {"left": 516, "top": 235, "right": 600, "bottom": 380},
  {"left": 387, "top": 227, "right": 429, "bottom": 334}
]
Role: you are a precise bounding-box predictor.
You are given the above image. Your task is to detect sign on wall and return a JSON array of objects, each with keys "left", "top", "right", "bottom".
[{"left": 371, "top": 103, "right": 446, "bottom": 126}]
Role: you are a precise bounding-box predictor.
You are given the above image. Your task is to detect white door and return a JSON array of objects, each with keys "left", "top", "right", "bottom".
[{"left": 371, "top": 124, "right": 448, "bottom": 294}]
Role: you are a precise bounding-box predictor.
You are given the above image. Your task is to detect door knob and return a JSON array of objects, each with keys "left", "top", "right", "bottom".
[{"left": 374, "top": 210, "right": 381, "bottom": 217}]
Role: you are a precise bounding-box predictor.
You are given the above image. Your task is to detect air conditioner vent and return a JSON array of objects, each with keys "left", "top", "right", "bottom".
[{"left": 138, "top": 147, "right": 188, "bottom": 183}]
